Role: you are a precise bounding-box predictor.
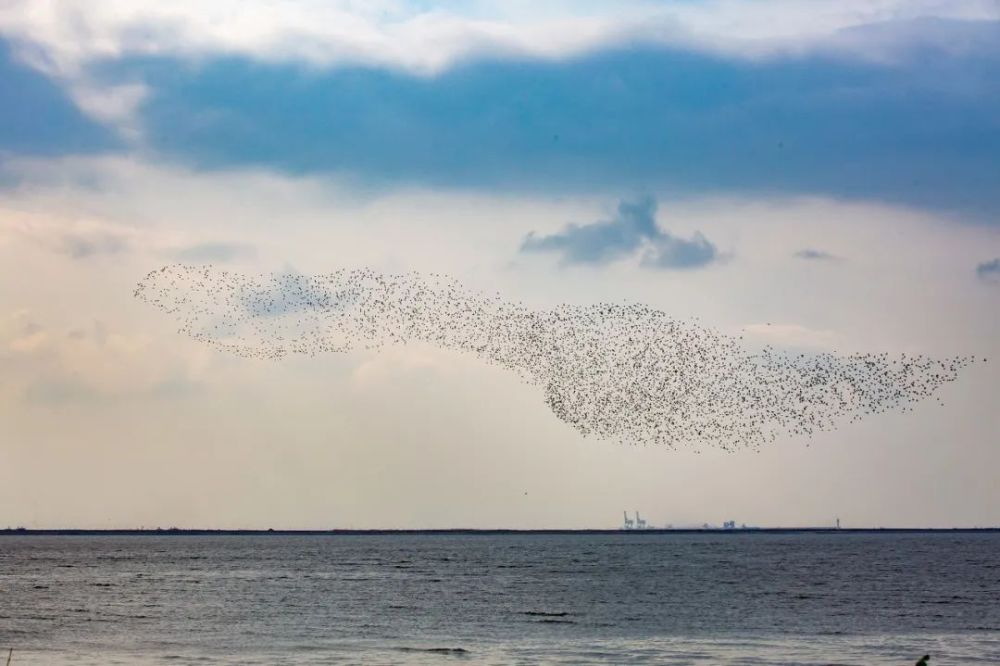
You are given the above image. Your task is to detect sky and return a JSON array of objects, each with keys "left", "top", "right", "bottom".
[{"left": 0, "top": 0, "right": 998, "bottom": 529}]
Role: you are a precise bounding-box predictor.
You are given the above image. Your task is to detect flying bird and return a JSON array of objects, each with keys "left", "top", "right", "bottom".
[{"left": 134, "top": 264, "right": 978, "bottom": 451}]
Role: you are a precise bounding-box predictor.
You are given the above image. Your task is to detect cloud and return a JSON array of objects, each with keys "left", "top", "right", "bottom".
[
  {"left": 351, "top": 344, "right": 453, "bottom": 391},
  {"left": 794, "top": 248, "right": 839, "bottom": 261},
  {"left": 61, "top": 230, "right": 130, "bottom": 258},
  {"left": 171, "top": 241, "right": 256, "bottom": 263},
  {"left": 742, "top": 323, "right": 839, "bottom": 349},
  {"left": 642, "top": 231, "right": 718, "bottom": 269},
  {"left": 3, "top": 214, "right": 134, "bottom": 259},
  {"left": 0, "top": 310, "right": 205, "bottom": 405},
  {"left": 68, "top": 81, "right": 148, "bottom": 138},
  {"left": 976, "top": 257, "right": 1000, "bottom": 282},
  {"left": 521, "top": 197, "right": 718, "bottom": 269},
  {"left": 0, "top": 1, "right": 996, "bottom": 81},
  {"left": 0, "top": 202, "right": 258, "bottom": 264},
  {"left": 521, "top": 198, "right": 656, "bottom": 265}
]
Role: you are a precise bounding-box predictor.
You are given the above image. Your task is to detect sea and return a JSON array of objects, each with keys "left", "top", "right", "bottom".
[{"left": 1, "top": 532, "right": 998, "bottom": 665}]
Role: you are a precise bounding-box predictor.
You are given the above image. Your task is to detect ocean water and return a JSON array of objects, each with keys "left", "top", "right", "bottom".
[{"left": 1, "top": 533, "right": 998, "bottom": 665}]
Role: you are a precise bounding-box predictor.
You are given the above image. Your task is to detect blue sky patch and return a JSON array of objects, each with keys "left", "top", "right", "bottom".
[
  {"left": 96, "top": 28, "right": 1000, "bottom": 217},
  {"left": 0, "top": 39, "right": 119, "bottom": 156}
]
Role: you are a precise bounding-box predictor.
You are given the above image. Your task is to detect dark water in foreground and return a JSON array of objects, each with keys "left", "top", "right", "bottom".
[{"left": 1, "top": 533, "right": 998, "bottom": 664}]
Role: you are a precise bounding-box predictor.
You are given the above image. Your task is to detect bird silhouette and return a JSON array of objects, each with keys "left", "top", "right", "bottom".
[{"left": 134, "top": 264, "right": 979, "bottom": 451}]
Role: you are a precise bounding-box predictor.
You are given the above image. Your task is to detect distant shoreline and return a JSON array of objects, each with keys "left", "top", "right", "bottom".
[{"left": 2, "top": 527, "right": 998, "bottom": 536}]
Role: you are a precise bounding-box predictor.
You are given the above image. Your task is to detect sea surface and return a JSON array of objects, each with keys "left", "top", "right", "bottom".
[{"left": 1, "top": 532, "right": 998, "bottom": 665}]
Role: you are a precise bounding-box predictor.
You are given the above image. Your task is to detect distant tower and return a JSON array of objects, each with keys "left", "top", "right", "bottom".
[
  {"left": 635, "top": 512, "right": 647, "bottom": 529},
  {"left": 836, "top": 517, "right": 841, "bottom": 530},
  {"left": 623, "top": 511, "right": 635, "bottom": 530}
]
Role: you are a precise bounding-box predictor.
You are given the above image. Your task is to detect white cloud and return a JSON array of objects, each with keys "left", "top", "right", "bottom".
[
  {"left": 0, "top": 163, "right": 263, "bottom": 265},
  {"left": 742, "top": 322, "right": 840, "bottom": 349},
  {"left": 350, "top": 343, "right": 454, "bottom": 390},
  {"left": 68, "top": 81, "right": 149, "bottom": 138},
  {"left": 2, "top": 1, "right": 994, "bottom": 73},
  {"left": 0, "top": 0, "right": 637, "bottom": 77},
  {"left": 0, "top": 309, "right": 209, "bottom": 404}
]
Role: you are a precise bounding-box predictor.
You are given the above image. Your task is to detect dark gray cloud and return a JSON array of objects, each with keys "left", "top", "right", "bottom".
[
  {"left": 172, "top": 241, "right": 256, "bottom": 263},
  {"left": 521, "top": 198, "right": 718, "bottom": 270},
  {"left": 642, "top": 232, "right": 718, "bottom": 269},
  {"left": 976, "top": 257, "right": 1000, "bottom": 282},
  {"left": 794, "top": 248, "right": 839, "bottom": 261}
]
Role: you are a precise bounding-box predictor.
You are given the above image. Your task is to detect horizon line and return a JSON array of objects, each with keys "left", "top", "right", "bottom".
[{"left": 3, "top": 527, "right": 999, "bottom": 536}]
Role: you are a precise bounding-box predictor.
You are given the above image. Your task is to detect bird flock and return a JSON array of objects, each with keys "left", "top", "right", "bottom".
[{"left": 135, "top": 264, "right": 979, "bottom": 451}]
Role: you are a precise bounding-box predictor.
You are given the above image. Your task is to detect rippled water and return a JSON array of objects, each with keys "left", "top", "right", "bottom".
[{"left": 1, "top": 533, "right": 998, "bottom": 664}]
